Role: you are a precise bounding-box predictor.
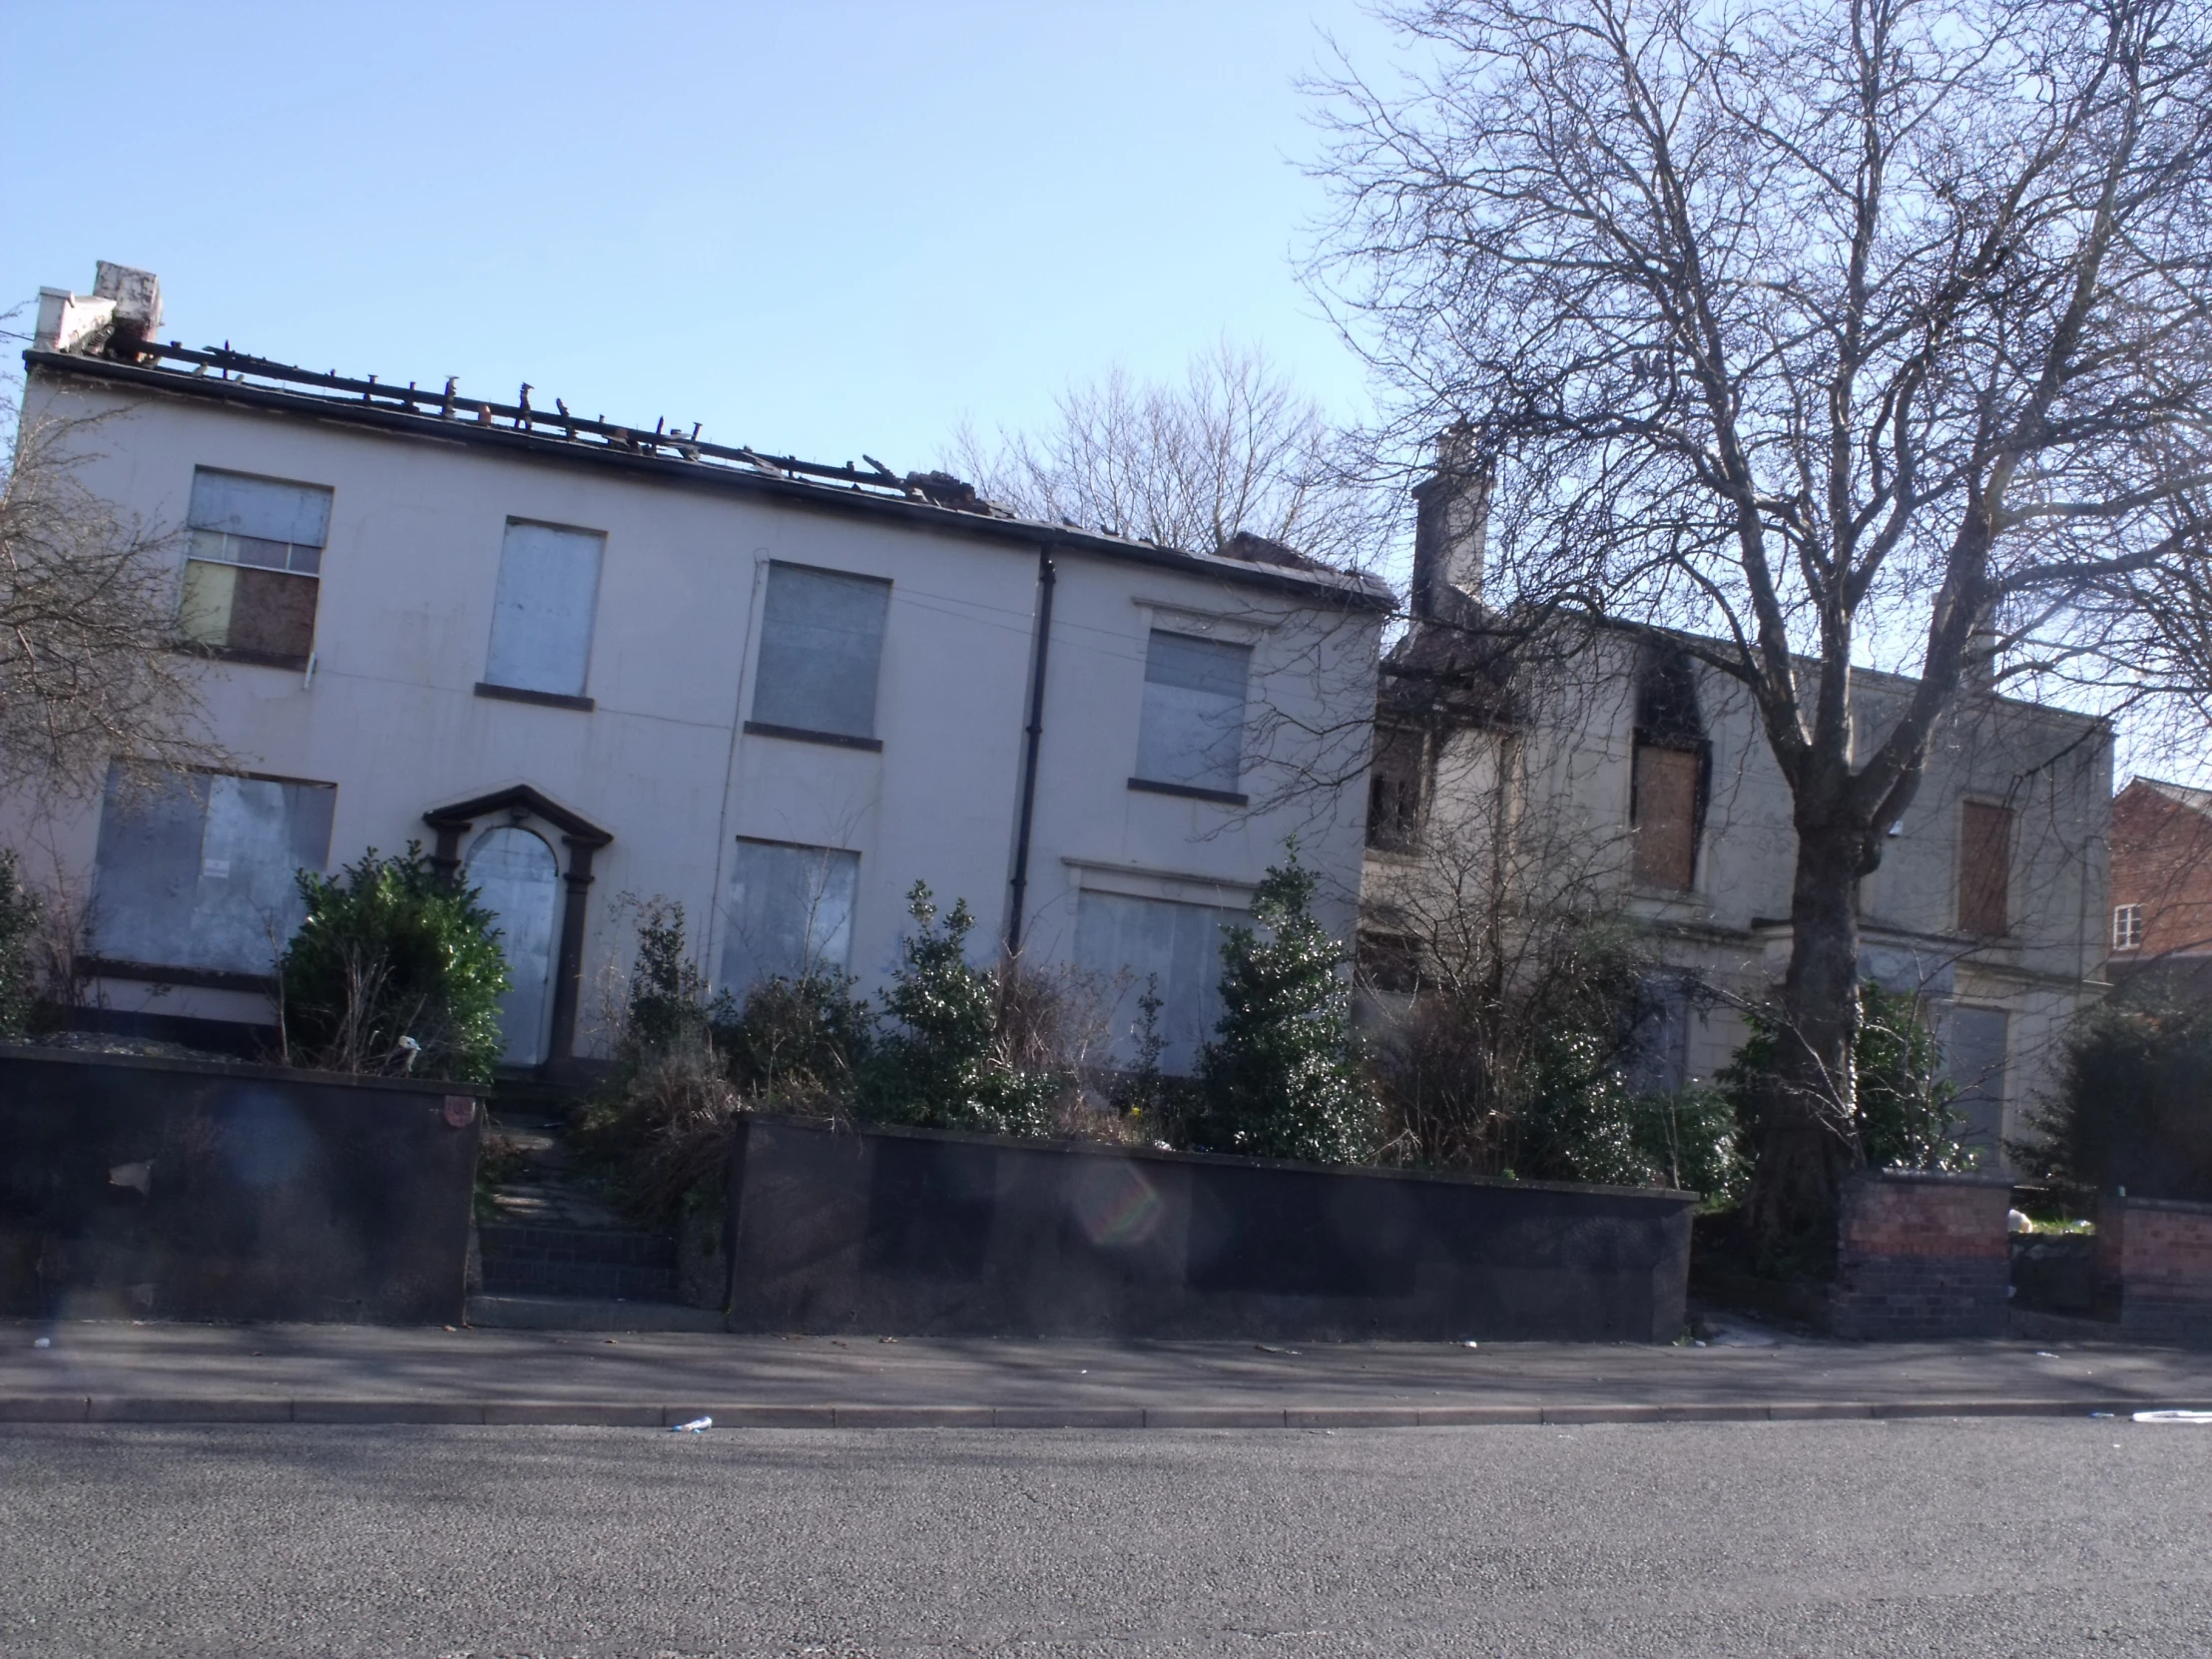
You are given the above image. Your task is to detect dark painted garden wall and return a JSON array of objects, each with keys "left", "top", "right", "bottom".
[
  {"left": 725, "top": 1115, "right": 1696, "bottom": 1342},
  {"left": 0, "top": 1046, "right": 484, "bottom": 1325}
]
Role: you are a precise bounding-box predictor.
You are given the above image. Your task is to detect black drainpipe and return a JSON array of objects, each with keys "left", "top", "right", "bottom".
[{"left": 1005, "top": 548, "right": 1057, "bottom": 956}]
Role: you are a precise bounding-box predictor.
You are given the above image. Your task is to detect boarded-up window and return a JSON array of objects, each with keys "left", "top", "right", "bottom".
[
  {"left": 483, "top": 520, "right": 605, "bottom": 698},
  {"left": 1958, "top": 803, "right": 2014, "bottom": 935},
  {"left": 1076, "top": 889, "right": 1240, "bottom": 1074},
  {"left": 750, "top": 562, "right": 891, "bottom": 742},
  {"left": 720, "top": 838, "right": 860, "bottom": 994},
  {"left": 89, "top": 764, "right": 336, "bottom": 974},
  {"left": 1631, "top": 743, "right": 1700, "bottom": 890},
  {"left": 180, "top": 468, "right": 331, "bottom": 667},
  {"left": 1945, "top": 1005, "right": 2009, "bottom": 1164},
  {"left": 1366, "top": 727, "right": 1425, "bottom": 850},
  {"left": 1134, "top": 631, "right": 1250, "bottom": 797}
]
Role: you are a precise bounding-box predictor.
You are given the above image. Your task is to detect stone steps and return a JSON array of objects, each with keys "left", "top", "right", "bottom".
[{"left": 477, "top": 1222, "right": 679, "bottom": 1303}]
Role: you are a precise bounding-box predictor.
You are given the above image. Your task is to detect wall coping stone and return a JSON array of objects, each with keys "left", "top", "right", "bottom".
[
  {"left": 1853, "top": 1168, "right": 2015, "bottom": 1190},
  {"left": 744, "top": 1111, "right": 1701, "bottom": 1207},
  {"left": 2107, "top": 1194, "right": 2212, "bottom": 1218},
  {"left": 0, "top": 1042, "right": 494, "bottom": 1097}
]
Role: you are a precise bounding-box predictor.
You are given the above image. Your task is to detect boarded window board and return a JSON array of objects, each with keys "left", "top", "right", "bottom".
[
  {"left": 89, "top": 764, "right": 336, "bottom": 975},
  {"left": 751, "top": 563, "right": 891, "bottom": 741},
  {"left": 1958, "top": 802, "right": 2014, "bottom": 935},
  {"left": 483, "top": 521, "right": 606, "bottom": 698},
  {"left": 1945, "top": 1004, "right": 2009, "bottom": 1161},
  {"left": 721, "top": 838, "right": 860, "bottom": 995},
  {"left": 1631, "top": 744, "right": 1700, "bottom": 890},
  {"left": 1134, "top": 630, "right": 1251, "bottom": 796},
  {"left": 1074, "top": 888, "right": 1242, "bottom": 1074}
]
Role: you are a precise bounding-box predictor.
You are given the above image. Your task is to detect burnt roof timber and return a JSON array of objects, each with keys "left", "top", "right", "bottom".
[{"left": 25, "top": 347, "right": 1392, "bottom": 613}]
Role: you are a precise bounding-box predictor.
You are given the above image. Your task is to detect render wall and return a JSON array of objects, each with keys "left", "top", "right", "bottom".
[
  {"left": 1365, "top": 625, "right": 2112, "bottom": 1156},
  {"left": 7, "top": 370, "right": 1379, "bottom": 1059}
]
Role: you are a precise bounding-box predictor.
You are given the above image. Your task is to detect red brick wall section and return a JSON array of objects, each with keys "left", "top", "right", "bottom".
[
  {"left": 1829, "top": 1172, "right": 2012, "bottom": 1340},
  {"left": 2110, "top": 784, "right": 2212, "bottom": 964},
  {"left": 2108, "top": 1197, "right": 2212, "bottom": 1342}
]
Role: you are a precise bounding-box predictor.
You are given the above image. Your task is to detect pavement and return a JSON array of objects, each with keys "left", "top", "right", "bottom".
[
  {"left": 6, "top": 1315, "right": 2211, "bottom": 1427},
  {"left": 9, "top": 1415, "right": 2211, "bottom": 1656}
]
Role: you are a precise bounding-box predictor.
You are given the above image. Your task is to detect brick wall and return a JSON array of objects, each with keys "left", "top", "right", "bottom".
[
  {"left": 2109, "top": 783, "right": 2212, "bottom": 965},
  {"left": 1828, "top": 1171, "right": 2013, "bottom": 1340},
  {"left": 2099, "top": 1195, "right": 2212, "bottom": 1343}
]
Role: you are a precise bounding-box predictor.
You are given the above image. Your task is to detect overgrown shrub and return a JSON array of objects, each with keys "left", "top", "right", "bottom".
[
  {"left": 2018, "top": 982, "right": 2212, "bottom": 1202},
  {"left": 859, "top": 882, "right": 1064, "bottom": 1135},
  {"left": 1192, "top": 851, "right": 1374, "bottom": 1164},
  {"left": 278, "top": 843, "right": 507, "bottom": 1082},
  {"left": 722, "top": 968, "right": 872, "bottom": 1109},
  {"left": 0, "top": 849, "right": 38, "bottom": 1038},
  {"left": 1721, "top": 982, "right": 1966, "bottom": 1174}
]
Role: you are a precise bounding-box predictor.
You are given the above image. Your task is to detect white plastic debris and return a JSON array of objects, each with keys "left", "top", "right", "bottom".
[
  {"left": 2089, "top": 1411, "right": 2116, "bottom": 1419},
  {"left": 670, "top": 1415, "right": 712, "bottom": 1433},
  {"left": 1463, "top": 1341, "right": 1479, "bottom": 1350},
  {"left": 2007, "top": 1207, "right": 2031, "bottom": 1234},
  {"left": 33, "top": 1337, "right": 51, "bottom": 1349},
  {"left": 2131, "top": 1409, "right": 2212, "bottom": 1423}
]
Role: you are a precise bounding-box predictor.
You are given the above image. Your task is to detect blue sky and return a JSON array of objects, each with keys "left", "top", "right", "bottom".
[{"left": 3, "top": 1, "right": 1398, "bottom": 474}]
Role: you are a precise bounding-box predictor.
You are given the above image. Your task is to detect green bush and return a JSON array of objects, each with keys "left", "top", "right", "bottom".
[
  {"left": 1720, "top": 982, "right": 1966, "bottom": 1174},
  {"left": 2019, "top": 983, "right": 2212, "bottom": 1202},
  {"left": 721, "top": 968, "right": 873, "bottom": 1107},
  {"left": 278, "top": 843, "right": 508, "bottom": 1082},
  {"left": 1193, "top": 849, "right": 1374, "bottom": 1164},
  {"left": 860, "top": 882, "right": 1061, "bottom": 1135},
  {"left": 0, "top": 850, "right": 38, "bottom": 1039}
]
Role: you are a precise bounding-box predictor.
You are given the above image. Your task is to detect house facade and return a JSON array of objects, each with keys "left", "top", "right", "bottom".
[
  {"left": 1361, "top": 448, "right": 2114, "bottom": 1165},
  {"left": 2107, "top": 778, "right": 2212, "bottom": 990},
  {"left": 11, "top": 266, "right": 1387, "bottom": 1075}
]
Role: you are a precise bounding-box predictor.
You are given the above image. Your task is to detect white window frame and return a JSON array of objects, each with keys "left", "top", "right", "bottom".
[{"left": 2113, "top": 903, "right": 2144, "bottom": 950}]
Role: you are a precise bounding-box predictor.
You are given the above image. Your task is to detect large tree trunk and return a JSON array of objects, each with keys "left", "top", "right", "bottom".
[{"left": 1744, "top": 823, "right": 1868, "bottom": 1272}]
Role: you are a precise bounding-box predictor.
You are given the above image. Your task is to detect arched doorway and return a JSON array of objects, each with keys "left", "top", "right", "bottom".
[{"left": 467, "top": 825, "right": 561, "bottom": 1066}]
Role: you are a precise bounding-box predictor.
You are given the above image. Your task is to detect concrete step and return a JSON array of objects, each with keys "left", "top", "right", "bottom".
[
  {"left": 464, "top": 1294, "right": 727, "bottom": 1333},
  {"left": 478, "top": 1223, "right": 680, "bottom": 1302}
]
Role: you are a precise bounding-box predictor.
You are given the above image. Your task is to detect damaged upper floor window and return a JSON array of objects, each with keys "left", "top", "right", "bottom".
[
  {"left": 1366, "top": 726, "right": 1426, "bottom": 851},
  {"left": 483, "top": 518, "right": 606, "bottom": 702},
  {"left": 179, "top": 467, "right": 332, "bottom": 669},
  {"left": 1958, "top": 801, "right": 2015, "bottom": 936},
  {"left": 1629, "top": 646, "right": 1707, "bottom": 892}
]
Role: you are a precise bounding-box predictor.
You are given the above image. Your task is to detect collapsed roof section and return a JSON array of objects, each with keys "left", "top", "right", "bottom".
[{"left": 23, "top": 276, "right": 1389, "bottom": 613}]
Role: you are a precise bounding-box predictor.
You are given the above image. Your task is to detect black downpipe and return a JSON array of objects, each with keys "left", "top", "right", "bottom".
[{"left": 1005, "top": 549, "right": 1057, "bottom": 955}]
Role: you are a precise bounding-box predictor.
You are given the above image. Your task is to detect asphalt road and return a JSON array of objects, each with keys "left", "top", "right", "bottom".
[{"left": 3, "top": 1418, "right": 2207, "bottom": 1657}]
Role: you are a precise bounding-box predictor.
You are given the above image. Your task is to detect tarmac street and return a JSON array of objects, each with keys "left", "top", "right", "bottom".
[{"left": 4, "top": 1415, "right": 2210, "bottom": 1657}]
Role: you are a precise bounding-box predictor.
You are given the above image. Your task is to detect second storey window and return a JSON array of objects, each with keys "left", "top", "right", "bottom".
[
  {"left": 749, "top": 562, "right": 891, "bottom": 745},
  {"left": 180, "top": 468, "right": 332, "bottom": 668},
  {"left": 2113, "top": 902, "right": 2143, "bottom": 950},
  {"left": 1367, "top": 727, "right": 1425, "bottom": 851},
  {"left": 1133, "top": 630, "right": 1250, "bottom": 800},
  {"left": 88, "top": 762, "right": 336, "bottom": 975},
  {"left": 1958, "top": 801, "right": 2015, "bottom": 936},
  {"left": 1631, "top": 742, "right": 1700, "bottom": 891},
  {"left": 483, "top": 519, "right": 606, "bottom": 700}
]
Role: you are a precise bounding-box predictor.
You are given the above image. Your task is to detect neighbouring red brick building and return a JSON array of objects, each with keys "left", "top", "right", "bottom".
[{"left": 2108, "top": 779, "right": 2212, "bottom": 985}]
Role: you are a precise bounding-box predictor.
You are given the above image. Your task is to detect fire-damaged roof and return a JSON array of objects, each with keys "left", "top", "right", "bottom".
[{"left": 24, "top": 339, "right": 1391, "bottom": 612}]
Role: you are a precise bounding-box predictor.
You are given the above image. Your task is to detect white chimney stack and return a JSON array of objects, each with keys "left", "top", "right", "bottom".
[{"left": 32, "top": 262, "right": 162, "bottom": 354}]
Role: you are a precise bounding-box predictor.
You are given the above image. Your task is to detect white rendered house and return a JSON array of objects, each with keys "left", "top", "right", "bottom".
[{"left": 13, "top": 266, "right": 1388, "bottom": 1074}]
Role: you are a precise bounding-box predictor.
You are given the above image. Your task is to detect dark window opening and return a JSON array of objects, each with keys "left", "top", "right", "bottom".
[
  {"left": 1630, "top": 647, "right": 1708, "bottom": 891},
  {"left": 1367, "top": 727, "right": 1426, "bottom": 851},
  {"left": 1357, "top": 931, "right": 1423, "bottom": 995}
]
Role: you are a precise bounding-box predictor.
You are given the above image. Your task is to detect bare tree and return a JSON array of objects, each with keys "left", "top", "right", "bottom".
[
  {"left": 0, "top": 393, "right": 218, "bottom": 807},
  {"left": 1313, "top": 0, "right": 2212, "bottom": 1252},
  {"left": 950, "top": 340, "right": 1389, "bottom": 572}
]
